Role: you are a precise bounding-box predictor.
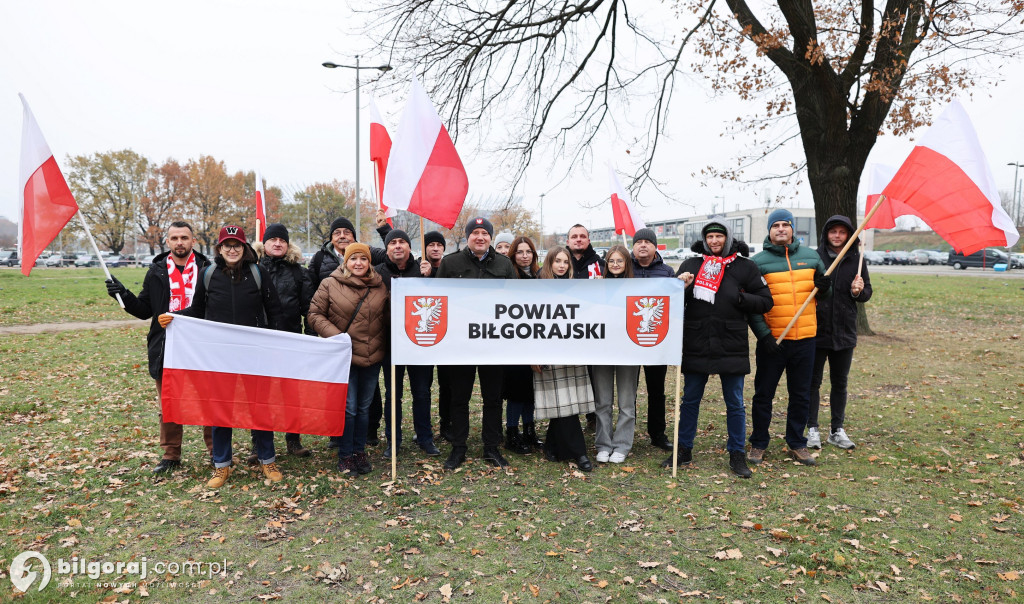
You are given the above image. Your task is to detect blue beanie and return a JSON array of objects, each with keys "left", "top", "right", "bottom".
[{"left": 766, "top": 208, "right": 794, "bottom": 230}]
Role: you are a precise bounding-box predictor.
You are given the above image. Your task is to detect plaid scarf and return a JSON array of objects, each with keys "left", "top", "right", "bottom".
[{"left": 692, "top": 253, "right": 737, "bottom": 303}]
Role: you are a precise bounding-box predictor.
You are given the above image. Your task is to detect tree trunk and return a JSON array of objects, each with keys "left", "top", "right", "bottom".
[{"left": 855, "top": 303, "right": 874, "bottom": 336}]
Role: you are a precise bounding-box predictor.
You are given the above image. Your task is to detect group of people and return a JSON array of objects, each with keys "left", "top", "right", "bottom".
[{"left": 105, "top": 206, "right": 871, "bottom": 486}]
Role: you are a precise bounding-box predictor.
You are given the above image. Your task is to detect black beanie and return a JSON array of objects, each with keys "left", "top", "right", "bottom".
[
  {"left": 262, "top": 223, "right": 289, "bottom": 244},
  {"left": 465, "top": 217, "right": 494, "bottom": 239},
  {"left": 632, "top": 227, "right": 657, "bottom": 247},
  {"left": 384, "top": 229, "right": 411, "bottom": 247},
  {"left": 329, "top": 217, "right": 357, "bottom": 240},
  {"left": 424, "top": 231, "right": 446, "bottom": 250}
]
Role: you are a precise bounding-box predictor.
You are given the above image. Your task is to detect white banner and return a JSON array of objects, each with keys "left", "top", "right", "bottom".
[{"left": 390, "top": 278, "right": 685, "bottom": 365}]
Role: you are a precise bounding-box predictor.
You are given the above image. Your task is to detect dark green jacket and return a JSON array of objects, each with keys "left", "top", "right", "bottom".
[{"left": 436, "top": 246, "right": 516, "bottom": 279}]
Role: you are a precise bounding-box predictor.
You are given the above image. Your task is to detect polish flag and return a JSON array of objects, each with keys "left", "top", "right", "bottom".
[
  {"left": 161, "top": 316, "right": 352, "bottom": 436},
  {"left": 254, "top": 170, "right": 267, "bottom": 241},
  {"left": 369, "top": 97, "right": 393, "bottom": 227},
  {"left": 18, "top": 94, "right": 79, "bottom": 276},
  {"left": 382, "top": 78, "right": 468, "bottom": 229},
  {"left": 609, "top": 166, "right": 646, "bottom": 237},
  {"left": 863, "top": 100, "right": 1019, "bottom": 254}
]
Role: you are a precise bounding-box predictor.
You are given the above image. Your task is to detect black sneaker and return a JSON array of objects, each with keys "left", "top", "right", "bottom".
[
  {"left": 353, "top": 452, "right": 372, "bottom": 475},
  {"left": 504, "top": 427, "right": 531, "bottom": 455},
  {"left": 443, "top": 447, "right": 467, "bottom": 470},
  {"left": 729, "top": 451, "right": 752, "bottom": 478},
  {"left": 482, "top": 447, "right": 509, "bottom": 468},
  {"left": 660, "top": 447, "right": 692, "bottom": 468},
  {"left": 152, "top": 459, "right": 181, "bottom": 474},
  {"left": 419, "top": 440, "right": 441, "bottom": 456}
]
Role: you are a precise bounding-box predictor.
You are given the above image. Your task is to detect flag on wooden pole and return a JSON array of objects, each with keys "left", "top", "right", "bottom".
[
  {"left": 18, "top": 94, "right": 78, "bottom": 276},
  {"left": 255, "top": 170, "right": 267, "bottom": 241},
  {"left": 863, "top": 100, "right": 1018, "bottom": 254},
  {"left": 369, "top": 97, "right": 394, "bottom": 227},
  {"left": 382, "top": 78, "right": 468, "bottom": 229}
]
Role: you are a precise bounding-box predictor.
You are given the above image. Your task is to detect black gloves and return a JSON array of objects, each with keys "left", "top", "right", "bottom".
[
  {"left": 813, "top": 272, "right": 832, "bottom": 293},
  {"left": 758, "top": 333, "right": 782, "bottom": 356},
  {"left": 105, "top": 276, "right": 127, "bottom": 299}
]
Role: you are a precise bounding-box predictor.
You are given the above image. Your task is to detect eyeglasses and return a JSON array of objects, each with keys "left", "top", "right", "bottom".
[
  {"left": 607, "top": 258, "right": 625, "bottom": 264},
  {"left": 221, "top": 242, "right": 243, "bottom": 249}
]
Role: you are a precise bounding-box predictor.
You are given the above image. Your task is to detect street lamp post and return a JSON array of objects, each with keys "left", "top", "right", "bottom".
[
  {"left": 322, "top": 57, "right": 392, "bottom": 241},
  {"left": 538, "top": 193, "right": 545, "bottom": 246}
]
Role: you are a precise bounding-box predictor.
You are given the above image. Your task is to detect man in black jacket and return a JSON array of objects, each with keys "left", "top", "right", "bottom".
[
  {"left": 374, "top": 229, "right": 440, "bottom": 458},
  {"left": 808, "top": 215, "right": 872, "bottom": 450},
  {"left": 667, "top": 218, "right": 774, "bottom": 477},
  {"left": 307, "top": 214, "right": 390, "bottom": 293},
  {"left": 105, "top": 221, "right": 213, "bottom": 474},
  {"left": 568, "top": 224, "right": 606, "bottom": 278},
  {"left": 436, "top": 217, "right": 517, "bottom": 470},
  {"left": 253, "top": 223, "right": 315, "bottom": 459},
  {"left": 631, "top": 227, "right": 676, "bottom": 451}
]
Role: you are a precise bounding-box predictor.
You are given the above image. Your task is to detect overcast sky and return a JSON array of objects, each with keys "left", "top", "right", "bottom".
[{"left": 2, "top": 1, "right": 1022, "bottom": 239}]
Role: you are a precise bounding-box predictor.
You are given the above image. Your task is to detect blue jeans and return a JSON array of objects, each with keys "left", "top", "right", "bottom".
[
  {"left": 383, "top": 363, "right": 435, "bottom": 447},
  {"left": 750, "top": 338, "right": 815, "bottom": 450},
  {"left": 677, "top": 373, "right": 746, "bottom": 453},
  {"left": 506, "top": 400, "right": 534, "bottom": 427},
  {"left": 212, "top": 428, "right": 274, "bottom": 468},
  {"left": 339, "top": 362, "right": 382, "bottom": 458}
]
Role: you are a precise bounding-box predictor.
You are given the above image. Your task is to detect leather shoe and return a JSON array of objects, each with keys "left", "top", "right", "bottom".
[
  {"left": 575, "top": 456, "right": 593, "bottom": 472},
  {"left": 152, "top": 459, "right": 181, "bottom": 474},
  {"left": 651, "top": 436, "right": 673, "bottom": 452},
  {"left": 419, "top": 440, "right": 441, "bottom": 456},
  {"left": 482, "top": 447, "right": 509, "bottom": 468},
  {"left": 443, "top": 448, "right": 467, "bottom": 470}
]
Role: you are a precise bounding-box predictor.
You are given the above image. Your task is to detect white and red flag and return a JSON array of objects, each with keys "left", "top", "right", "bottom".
[
  {"left": 863, "top": 100, "right": 1019, "bottom": 254},
  {"left": 161, "top": 316, "right": 352, "bottom": 436},
  {"left": 382, "top": 78, "right": 468, "bottom": 229},
  {"left": 609, "top": 166, "right": 646, "bottom": 237},
  {"left": 18, "top": 94, "right": 79, "bottom": 276},
  {"left": 369, "top": 97, "right": 394, "bottom": 227},
  {"left": 254, "top": 170, "right": 267, "bottom": 241}
]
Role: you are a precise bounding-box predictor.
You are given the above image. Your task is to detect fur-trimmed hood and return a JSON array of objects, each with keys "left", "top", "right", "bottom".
[{"left": 253, "top": 241, "right": 304, "bottom": 264}]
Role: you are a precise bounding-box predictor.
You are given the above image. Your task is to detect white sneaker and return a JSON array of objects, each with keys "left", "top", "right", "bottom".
[
  {"left": 827, "top": 428, "right": 856, "bottom": 449},
  {"left": 807, "top": 427, "right": 821, "bottom": 449},
  {"left": 596, "top": 450, "right": 610, "bottom": 463},
  {"left": 609, "top": 452, "right": 627, "bottom": 464}
]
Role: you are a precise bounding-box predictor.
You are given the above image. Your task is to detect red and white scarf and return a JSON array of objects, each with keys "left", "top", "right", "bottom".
[
  {"left": 167, "top": 252, "right": 197, "bottom": 312},
  {"left": 587, "top": 263, "right": 602, "bottom": 278},
  {"left": 692, "top": 253, "right": 737, "bottom": 303}
]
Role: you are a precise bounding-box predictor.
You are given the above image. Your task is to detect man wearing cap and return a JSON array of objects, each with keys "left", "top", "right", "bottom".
[
  {"left": 419, "top": 231, "right": 447, "bottom": 278},
  {"left": 374, "top": 229, "right": 440, "bottom": 458},
  {"left": 253, "top": 223, "right": 315, "bottom": 459},
  {"left": 668, "top": 218, "right": 773, "bottom": 478},
  {"left": 436, "top": 217, "right": 517, "bottom": 469},
  {"left": 630, "top": 227, "right": 676, "bottom": 452},
  {"left": 105, "top": 221, "right": 213, "bottom": 474},
  {"left": 748, "top": 209, "right": 832, "bottom": 467},
  {"left": 568, "top": 224, "right": 606, "bottom": 279}
]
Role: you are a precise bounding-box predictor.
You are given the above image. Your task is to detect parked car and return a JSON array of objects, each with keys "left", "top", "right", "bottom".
[
  {"left": 1011, "top": 253, "right": 1024, "bottom": 269},
  {"left": 661, "top": 248, "right": 680, "bottom": 260},
  {"left": 44, "top": 253, "right": 65, "bottom": 267},
  {"left": 74, "top": 254, "right": 98, "bottom": 267},
  {"left": 882, "top": 250, "right": 911, "bottom": 265},
  {"left": 137, "top": 254, "right": 156, "bottom": 266},
  {"left": 105, "top": 254, "right": 126, "bottom": 267},
  {"left": 925, "top": 250, "right": 948, "bottom": 265},
  {"left": 947, "top": 249, "right": 1008, "bottom": 270},
  {"left": 908, "top": 249, "right": 932, "bottom": 265},
  {"left": 863, "top": 251, "right": 886, "bottom": 265},
  {"left": 0, "top": 250, "right": 18, "bottom": 267}
]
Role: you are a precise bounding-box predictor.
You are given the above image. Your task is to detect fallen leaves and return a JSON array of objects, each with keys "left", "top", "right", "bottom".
[{"left": 712, "top": 548, "right": 743, "bottom": 560}]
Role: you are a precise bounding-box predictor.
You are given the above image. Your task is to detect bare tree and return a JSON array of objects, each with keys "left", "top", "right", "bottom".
[{"left": 369, "top": 0, "right": 1024, "bottom": 229}]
